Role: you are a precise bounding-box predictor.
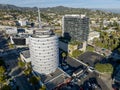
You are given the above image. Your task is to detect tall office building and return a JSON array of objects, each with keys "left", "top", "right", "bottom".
[
  {"left": 62, "top": 15, "right": 89, "bottom": 42},
  {"left": 29, "top": 29, "right": 59, "bottom": 74}
]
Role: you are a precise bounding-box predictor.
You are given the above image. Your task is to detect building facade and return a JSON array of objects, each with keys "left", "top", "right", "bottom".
[
  {"left": 62, "top": 15, "right": 89, "bottom": 42},
  {"left": 5, "top": 27, "right": 17, "bottom": 34},
  {"left": 29, "top": 29, "right": 59, "bottom": 74}
]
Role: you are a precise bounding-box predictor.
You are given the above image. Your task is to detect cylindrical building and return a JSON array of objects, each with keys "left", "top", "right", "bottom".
[{"left": 29, "top": 29, "right": 59, "bottom": 75}]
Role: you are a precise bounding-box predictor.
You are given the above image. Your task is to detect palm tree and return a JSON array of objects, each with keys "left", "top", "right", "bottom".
[{"left": 62, "top": 52, "right": 66, "bottom": 64}]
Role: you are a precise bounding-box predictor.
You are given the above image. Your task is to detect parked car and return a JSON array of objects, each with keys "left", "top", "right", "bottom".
[{"left": 88, "top": 67, "right": 95, "bottom": 72}]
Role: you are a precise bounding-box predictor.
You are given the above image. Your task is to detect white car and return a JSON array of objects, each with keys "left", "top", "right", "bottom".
[{"left": 88, "top": 67, "right": 95, "bottom": 72}]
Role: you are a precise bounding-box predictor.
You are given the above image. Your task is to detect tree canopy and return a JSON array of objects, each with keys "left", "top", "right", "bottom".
[
  {"left": 1, "top": 85, "right": 11, "bottom": 90},
  {"left": 62, "top": 52, "right": 66, "bottom": 58},
  {"left": 29, "top": 76, "right": 40, "bottom": 85},
  {"left": 86, "top": 46, "right": 94, "bottom": 52},
  {"left": 39, "top": 85, "right": 46, "bottom": 90},
  {"left": 18, "top": 61, "right": 25, "bottom": 68},
  {"left": 72, "top": 50, "right": 83, "bottom": 58},
  {"left": 95, "top": 63, "right": 113, "bottom": 73},
  {"left": 24, "top": 68, "right": 32, "bottom": 76},
  {"left": 0, "top": 66, "right": 6, "bottom": 75}
]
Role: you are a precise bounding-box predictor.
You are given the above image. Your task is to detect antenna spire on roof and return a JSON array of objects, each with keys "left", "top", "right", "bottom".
[{"left": 38, "top": 7, "right": 42, "bottom": 29}]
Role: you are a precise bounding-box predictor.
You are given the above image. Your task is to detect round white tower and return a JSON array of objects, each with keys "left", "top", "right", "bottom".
[{"left": 29, "top": 29, "right": 59, "bottom": 74}]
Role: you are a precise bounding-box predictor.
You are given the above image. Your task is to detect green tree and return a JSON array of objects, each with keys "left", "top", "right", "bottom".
[
  {"left": 0, "top": 66, "right": 5, "bottom": 75},
  {"left": 62, "top": 52, "right": 66, "bottom": 60},
  {"left": 61, "top": 52, "right": 66, "bottom": 64},
  {"left": 18, "top": 61, "right": 25, "bottom": 69},
  {"left": 95, "top": 63, "right": 113, "bottom": 73},
  {"left": 29, "top": 76, "right": 40, "bottom": 85},
  {"left": 39, "top": 85, "right": 46, "bottom": 90},
  {"left": 86, "top": 46, "right": 94, "bottom": 52},
  {"left": 1, "top": 85, "right": 11, "bottom": 90},
  {"left": 24, "top": 68, "right": 32, "bottom": 76},
  {"left": 72, "top": 50, "right": 83, "bottom": 58},
  {"left": 0, "top": 75, "right": 6, "bottom": 87}
]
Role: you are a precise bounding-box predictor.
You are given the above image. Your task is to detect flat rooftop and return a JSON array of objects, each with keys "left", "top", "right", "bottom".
[
  {"left": 20, "top": 50, "right": 30, "bottom": 58},
  {"left": 12, "top": 34, "right": 31, "bottom": 38},
  {"left": 41, "top": 68, "right": 70, "bottom": 90},
  {"left": 78, "top": 51, "right": 105, "bottom": 67},
  {"left": 65, "top": 57, "right": 83, "bottom": 68},
  {"left": 64, "top": 14, "right": 87, "bottom": 18}
]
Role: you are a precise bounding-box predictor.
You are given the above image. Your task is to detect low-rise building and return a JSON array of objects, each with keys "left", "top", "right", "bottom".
[
  {"left": 20, "top": 50, "right": 30, "bottom": 63},
  {"left": 72, "top": 68, "right": 83, "bottom": 77},
  {"left": 10, "top": 34, "right": 30, "bottom": 46},
  {"left": 18, "top": 19, "right": 27, "bottom": 26},
  {"left": 41, "top": 68, "right": 71, "bottom": 90},
  {"left": 5, "top": 27, "right": 17, "bottom": 34}
]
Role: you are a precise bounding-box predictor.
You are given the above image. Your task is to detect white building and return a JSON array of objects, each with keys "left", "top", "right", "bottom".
[
  {"left": 25, "top": 28, "right": 34, "bottom": 34},
  {"left": 18, "top": 19, "right": 27, "bottom": 26},
  {"left": 88, "top": 31, "right": 100, "bottom": 42},
  {"left": 29, "top": 29, "right": 59, "bottom": 75},
  {"left": 5, "top": 27, "right": 17, "bottom": 34}
]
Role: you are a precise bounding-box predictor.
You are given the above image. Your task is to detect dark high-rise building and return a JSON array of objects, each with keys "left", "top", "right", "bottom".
[{"left": 62, "top": 15, "right": 89, "bottom": 42}]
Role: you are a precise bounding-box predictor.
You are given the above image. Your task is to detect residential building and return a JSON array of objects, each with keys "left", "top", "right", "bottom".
[
  {"left": 29, "top": 29, "right": 59, "bottom": 75},
  {"left": 62, "top": 14, "right": 89, "bottom": 42},
  {"left": 18, "top": 19, "right": 27, "bottom": 26}
]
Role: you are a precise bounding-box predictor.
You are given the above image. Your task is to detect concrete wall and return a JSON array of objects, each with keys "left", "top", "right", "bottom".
[{"left": 59, "top": 41, "right": 68, "bottom": 52}]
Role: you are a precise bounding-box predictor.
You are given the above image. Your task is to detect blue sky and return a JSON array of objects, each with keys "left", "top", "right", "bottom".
[{"left": 0, "top": 0, "right": 120, "bottom": 8}]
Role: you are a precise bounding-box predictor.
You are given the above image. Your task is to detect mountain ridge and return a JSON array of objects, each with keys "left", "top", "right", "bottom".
[{"left": 0, "top": 4, "right": 120, "bottom": 14}]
